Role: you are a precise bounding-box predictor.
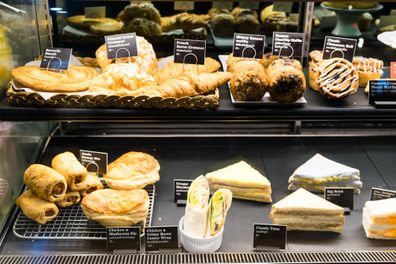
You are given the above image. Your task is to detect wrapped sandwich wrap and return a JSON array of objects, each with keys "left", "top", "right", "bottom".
[
  {"left": 207, "top": 189, "right": 233, "bottom": 237},
  {"left": 184, "top": 176, "right": 210, "bottom": 238},
  {"left": 16, "top": 190, "right": 59, "bottom": 224},
  {"left": 24, "top": 164, "right": 67, "bottom": 202}
]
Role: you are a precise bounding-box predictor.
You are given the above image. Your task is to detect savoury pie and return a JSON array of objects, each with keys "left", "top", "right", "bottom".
[
  {"left": 81, "top": 189, "right": 149, "bottom": 227},
  {"left": 104, "top": 152, "right": 160, "bottom": 190}
]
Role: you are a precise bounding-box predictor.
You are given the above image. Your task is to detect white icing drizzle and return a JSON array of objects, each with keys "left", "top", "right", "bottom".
[{"left": 355, "top": 58, "right": 383, "bottom": 73}]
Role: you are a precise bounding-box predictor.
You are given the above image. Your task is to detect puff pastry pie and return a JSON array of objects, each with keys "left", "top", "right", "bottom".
[
  {"left": 16, "top": 190, "right": 59, "bottom": 224},
  {"left": 55, "top": 191, "right": 81, "bottom": 208},
  {"left": 95, "top": 36, "right": 157, "bottom": 75},
  {"left": 11, "top": 65, "right": 99, "bottom": 92},
  {"left": 104, "top": 152, "right": 160, "bottom": 190},
  {"left": 24, "top": 164, "right": 67, "bottom": 202},
  {"left": 51, "top": 152, "right": 88, "bottom": 191},
  {"left": 81, "top": 189, "right": 149, "bottom": 227},
  {"left": 79, "top": 173, "right": 104, "bottom": 197}
]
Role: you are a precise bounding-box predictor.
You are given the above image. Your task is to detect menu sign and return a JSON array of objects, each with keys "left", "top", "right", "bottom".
[
  {"left": 174, "top": 39, "right": 206, "bottom": 65},
  {"left": 324, "top": 187, "right": 354, "bottom": 211},
  {"left": 322, "top": 36, "right": 357, "bottom": 62},
  {"left": 253, "top": 224, "right": 287, "bottom": 250},
  {"left": 371, "top": 187, "right": 396, "bottom": 200},
  {"left": 368, "top": 80, "right": 396, "bottom": 105},
  {"left": 40, "top": 48, "right": 72, "bottom": 70},
  {"left": 105, "top": 33, "right": 138, "bottom": 60},
  {"left": 107, "top": 227, "right": 140, "bottom": 251},
  {"left": 145, "top": 226, "right": 179, "bottom": 252},
  {"left": 272, "top": 32, "right": 304, "bottom": 58},
  {"left": 79, "top": 150, "right": 108, "bottom": 174},
  {"left": 233, "top": 33, "right": 265, "bottom": 59},
  {"left": 174, "top": 179, "right": 193, "bottom": 205}
]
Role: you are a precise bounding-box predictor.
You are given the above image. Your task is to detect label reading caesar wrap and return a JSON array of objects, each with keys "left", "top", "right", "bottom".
[
  {"left": 272, "top": 32, "right": 304, "bottom": 58},
  {"left": 253, "top": 224, "right": 287, "bottom": 250},
  {"left": 105, "top": 33, "right": 138, "bottom": 60},
  {"left": 107, "top": 227, "right": 141, "bottom": 251},
  {"left": 145, "top": 226, "right": 179, "bottom": 252},
  {"left": 324, "top": 187, "right": 354, "bottom": 211},
  {"left": 371, "top": 187, "right": 396, "bottom": 200},
  {"left": 174, "top": 179, "right": 193, "bottom": 205},
  {"left": 174, "top": 39, "right": 206, "bottom": 65},
  {"left": 322, "top": 36, "right": 357, "bottom": 62},
  {"left": 40, "top": 48, "right": 72, "bottom": 70},
  {"left": 368, "top": 80, "right": 396, "bottom": 106},
  {"left": 84, "top": 6, "right": 106, "bottom": 18},
  {"left": 233, "top": 33, "right": 265, "bottom": 59},
  {"left": 79, "top": 150, "right": 108, "bottom": 174}
]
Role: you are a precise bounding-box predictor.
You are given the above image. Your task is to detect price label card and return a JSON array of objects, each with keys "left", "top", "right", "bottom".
[
  {"left": 105, "top": 33, "right": 138, "bottom": 60},
  {"left": 324, "top": 187, "right": 354, "bottom": 211},
  {"left": 212, "top": 1, "right": 233, "bottom": 10},
  {"left": 272, "top": 32, "right": 304, "bottom": 58},
  {"left": 107, "top": 227, "right": 141, "bottom": 251},
  {"left": 174, "top": 179, "right": 193, "bottom": 205},
  {"left": 145, "top": 226, "right": 179, "bottom": 252},
  {"left": 239, "top": 1, "right": 259, "bottom": 10},
  {"left": 233, "top": 33, "right": 265, "bottom": 59},
  {"left": 368, "top": 80, "right": 396, "bottom": 105},
  {"left": 174, "top": 39, "right": 206, "bottom": 65},
  {"left": 253, "top": 224, "right": 287, "bottom": 250},
  {"left": 391, "top": 62, "right": 396, "bottom": 79},
  {"left": 79, "top": 150, "right": 108, "bottom": 174},
  {"left": 322, "top": 36, "right": 357, "bottom": 62},
  {"left": 174, "top": 1, "right": 194, "bottom": 11},
  {"left": 84, "top": 6, "right": 106, "bottom": 18},
  {"left": 371, "top": 187, "right": 396, "bottom": 200},
  {"left": 40, "top": 48, "right": 72, "bottom": 70},
  {"left": 273, "top": 2, "right": 293, "bottom": 13}
]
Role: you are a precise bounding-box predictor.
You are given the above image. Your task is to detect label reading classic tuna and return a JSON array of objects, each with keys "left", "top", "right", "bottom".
[{"left": 253, "top": 223, "right": 287, "bottom": 250}]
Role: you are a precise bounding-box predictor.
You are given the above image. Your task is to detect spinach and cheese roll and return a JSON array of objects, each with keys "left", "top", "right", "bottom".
[
  {"left": 24, "top": 164, "right": 67, "bottom": 202},
  {"left": 52, "top": 152, "right": 87, "bottom": 191},
  {"left": 184, "top": 176, "right": 210, "bottom": 238},
  {"left": 16, "top": 190, "right": 59, "bottom": 224},
  {"left": 207, "top": 189, "right": 232, "bottom": 236}
]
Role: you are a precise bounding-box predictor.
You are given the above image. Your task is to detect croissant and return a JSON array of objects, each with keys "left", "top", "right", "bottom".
[
  {"left": 154, "top": 57, "right": 221, "bottom": 84},
  {"left": 129, "top": 72, "right": 232, "bottom": 98}
]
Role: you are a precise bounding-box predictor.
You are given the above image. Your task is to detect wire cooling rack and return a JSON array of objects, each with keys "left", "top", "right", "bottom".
[{"left": 13, "top": 185, "right": 155, "bottom": 240}]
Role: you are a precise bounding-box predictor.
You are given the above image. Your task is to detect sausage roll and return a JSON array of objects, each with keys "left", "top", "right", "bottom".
[
  {"left": 79, "top": 173, "right": 104, "bottom": 197},
  {"left": 51, "top": 152, "right": 87, "bottom": 191},
  {"left": 55, "top": 191, "right": 81, "bottom": 208}
]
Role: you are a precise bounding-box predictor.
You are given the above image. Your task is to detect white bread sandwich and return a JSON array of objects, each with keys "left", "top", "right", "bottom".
[
  {"left": 270, "top": 188, "right": 345, "bottom": 233},
  {"left": 288, "top": 154, "right": 362, "bottom": 194},
  {"left": 363, "top": 198, "right": 396, "bottom": 240},
  {"left": 205, "top": 160, "right": 272, "bottom": 203}
]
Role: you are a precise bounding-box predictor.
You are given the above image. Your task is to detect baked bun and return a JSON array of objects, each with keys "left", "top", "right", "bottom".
[
  {"left": 211, "top": 14, "right": 235, "bottom": 37},
  {"left": 235, "top": 14, "right": 259, "bottom": 34},
  {"left": 118, "top": 2, "right": 161, "bottom": 24},
  {"left": 125, "top": 18, "right": 162, "bottom": 37}
]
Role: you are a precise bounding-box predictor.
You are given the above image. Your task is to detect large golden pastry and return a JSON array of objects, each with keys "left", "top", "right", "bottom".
[
  {"left": 11, "top": 65, "right": 99, "bottom": 92},
  {"left": 24, "top": 164, "right": 67, "bottom": 202},
  {"left": 117, "top": 2, "right": 162, "bottom": 24},
  {"left": 266, "top": 59, "right": 306, "bottom": 103},
  {"left": 352, "top": 57, "right": 383, "bottom": 87},
  {"left": 161, "top": 15, "right": 179, "bottom": 32},
  {"left": 67, "top": 15, "right": 103, "bottom": 28},
  {"left": 81, "top": 189, "right": 149, "bottom": 227},
  {"left": 155, "top": 57, "right": 220, "bottom": 84},
  {"left": 227, "top": 55, "right": 268, "bottom": 101},
  {"left": 317, "top": 58, "right": 359, "bottom": 99},
  {"left": 89, "top": 63, "right": 157, "bottom": 96},
  {"left": 16, "top": 190, "right": 59, "bottom": 225},
  {"left": 51, "top": 152, "right": 88, "bottom": 191},
  {"left": 79, "top": 173, "right": 104, "bottom": 197},
  {"left": 104, "top": 152, "right": 160, "bottom": 190},
  {"left": 89, "top": 19, "right": 123, "bottom": 35},
  {"left": 127, "top": 72, "right": 232, "bottom": 98},
  {"left": 55, "top": 191, "right": 81, "bottom": 208},
  {"left": 95, "top": 36, "right": 157, "bottom": 75}
]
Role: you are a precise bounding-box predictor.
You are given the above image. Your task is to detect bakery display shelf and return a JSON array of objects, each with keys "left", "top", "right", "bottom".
[
  {"left": 12, "top": 184, "right": 155, "bottom": 240},
  {"left": 3, "top": 136, "right": 396, "bottom": 257}
]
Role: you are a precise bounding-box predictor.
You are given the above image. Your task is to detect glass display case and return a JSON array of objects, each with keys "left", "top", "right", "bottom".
[{"left": 1, "top": 1, "right": 396, "bottom": 264}]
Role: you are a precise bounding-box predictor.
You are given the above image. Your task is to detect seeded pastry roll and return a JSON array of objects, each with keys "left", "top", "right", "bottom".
[
  {"left": 23, "top": 164, "right": 67, "bottom": 202},
  {"left": 52, "top": 152, "right": 88, "bottom": 191},
  {"left": 55, "top": 191, "right": 81, "bottom": 208},
  {"left": 16, "top": 190, "right": 59, "bottom": 224}
]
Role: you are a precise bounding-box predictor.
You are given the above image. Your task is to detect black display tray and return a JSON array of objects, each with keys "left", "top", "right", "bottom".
[{"left": 2, "top": 136, "right": 396, "bottom": 255}]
